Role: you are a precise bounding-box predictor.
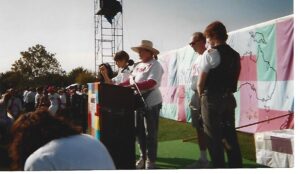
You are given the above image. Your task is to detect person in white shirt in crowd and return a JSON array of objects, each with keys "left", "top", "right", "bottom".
[
  {"left": 58, "top": 89, "right": 67, "bottom": 109},
  {"left": 47, "top": 86, "right": 61, "bottom": 116},
  {"left": 100, "top": 50, "right": 134, "bottom": 85},
  {"left": 76, "top": 85, "right": 83, "bottom": 96},
  {"left": 9, "top": 108, "right": 115, "bottom": 171},
  {"left": 23, "top": 87, "right": 29, "bottom": 103},
  {"left": 34, "top": 87, "right": 43, "bottom": 109},
  {"left": 119, "top": 40, "right": 164, "bottom": 169},
  {"left": 24, "top": 88, "right": 36, "bottom": 112},
  {"left": 186, "top": 32, "right": 209, "bottom": 168}
]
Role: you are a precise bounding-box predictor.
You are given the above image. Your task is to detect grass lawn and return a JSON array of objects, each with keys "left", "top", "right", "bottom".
[
  {"left": 154, "top": 117, "right": 264, "bottom": 168},
  {"left": 158, "top": 117, "right": 257, "bottom": 160}
]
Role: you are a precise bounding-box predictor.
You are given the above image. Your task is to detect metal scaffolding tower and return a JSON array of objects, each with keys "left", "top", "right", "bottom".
[{"left": 94, "top": 0, "right": 123, "bottom": 73}]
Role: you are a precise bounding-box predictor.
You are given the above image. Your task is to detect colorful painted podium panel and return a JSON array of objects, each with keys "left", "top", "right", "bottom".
[{"left": 87, "top": 82, "right": 101, "bottom": 139}]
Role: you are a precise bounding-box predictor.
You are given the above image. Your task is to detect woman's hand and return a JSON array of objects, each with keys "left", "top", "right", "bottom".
[
  {"left": 99, "top": 66, "right": 108, "bottom": 76},
  {"left": 99, "top": 65, "right": 113, "bottom": 84}
]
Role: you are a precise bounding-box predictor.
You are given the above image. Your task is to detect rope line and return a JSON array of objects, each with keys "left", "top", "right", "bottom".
[
  {"left": 182, "top": 112, "right": 294, "bottom": 142},
  {"left": 235, "top": 112, "right": 293, "bottom": 129}
]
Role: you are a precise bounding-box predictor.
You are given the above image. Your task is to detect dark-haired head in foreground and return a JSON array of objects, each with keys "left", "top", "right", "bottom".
[{"left": 9, "top": 109, "right": 81, "bottom": 170}]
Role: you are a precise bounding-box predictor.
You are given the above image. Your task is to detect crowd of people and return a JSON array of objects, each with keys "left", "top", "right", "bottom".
[
  {"left": 0, "top": 84, "right": 116, "bottom": 170},
  {"left": 0, "top": 20, "right": 243, "bottom": 170},
  {"left": 0, "top": 85, "right": 89, "bottom": 129}
]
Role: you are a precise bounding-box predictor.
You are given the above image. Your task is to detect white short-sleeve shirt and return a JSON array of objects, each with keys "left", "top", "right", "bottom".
[
  {"left": 24, "top": 134, "right": 115, "bottom": 170},
  {"left": 112, "top": 68, "right": 131, "bottom": 85},
  {"left": 48, "top": 93, "right": 60, "bottom": 115},
  {"left": 130, "top": 59, "right": 164, "bottom": 107},
  {"left": 199, "top": 48, "right": 221, "bottom": 73},
  {"left": 48, "top": 93, "right": 60, "bottom": 107},
  {"left": 35, "top": 93, "right": 41, "bottom": 105},
  {"left": 190, "top": 55, "right": 202, "bottom": 91}
]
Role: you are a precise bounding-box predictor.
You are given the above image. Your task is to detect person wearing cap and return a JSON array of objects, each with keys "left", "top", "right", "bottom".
[
  {"left": 119, "top": 40, "right": 164, "bottom": 169},
  {"left": 198, "top": 21, "right": 242, "bottom": 168},
  {"left": 186, "top": 32, "right": 209, "bottom": 168},
  {"left": 100, "top": 50, "right": 134, "bottom": 85}
]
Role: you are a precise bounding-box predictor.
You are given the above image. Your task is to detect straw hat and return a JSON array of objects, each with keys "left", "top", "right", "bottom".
[{"left": 131, "top": 40, "right": 159, "bottom": 55}]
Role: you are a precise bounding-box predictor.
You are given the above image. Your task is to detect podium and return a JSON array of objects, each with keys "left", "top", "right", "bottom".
[{"left": 98, "top": 83, "right": 136, "bottom": 169}]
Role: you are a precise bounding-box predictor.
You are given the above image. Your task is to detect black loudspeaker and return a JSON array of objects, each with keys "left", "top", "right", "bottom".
[{"left": 98, "top": 83, "right": 135, "bottom": 169}]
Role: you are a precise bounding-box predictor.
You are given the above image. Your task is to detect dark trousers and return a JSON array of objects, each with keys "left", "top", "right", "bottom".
[
  {"left": 201, "top": 93, "right": 243, "bottom": 168},
  {"left": 135, "top": 103, "right": 162, "bottom": 162}
]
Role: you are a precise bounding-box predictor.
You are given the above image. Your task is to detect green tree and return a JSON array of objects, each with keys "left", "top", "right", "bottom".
[
  {"left": 32, "top": 73, "right": 69, "bottom": 88},
  {"left": 11, "top": 44, "right": 64, "bottom": 80},
  {"left": 0, "top": 71, "right": 24, "bottom": 92},
  {"left": 68, "top": 67, "right": 97, "bottom": 85},
  {"left": 68, "top": 67, "right": 87, "bottom": 82},
  {"left": 75, "top": 72, "right": 97, "bottom": 84}
]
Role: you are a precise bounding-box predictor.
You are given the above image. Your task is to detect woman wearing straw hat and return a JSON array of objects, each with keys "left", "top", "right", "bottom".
[{"left": 119, "top": 40, "right": 164, "bottom": 169}]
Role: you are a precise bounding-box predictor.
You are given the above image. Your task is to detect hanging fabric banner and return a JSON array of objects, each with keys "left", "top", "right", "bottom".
[{"left": 158, "top": 15, "right": 294, "bottom": 133}]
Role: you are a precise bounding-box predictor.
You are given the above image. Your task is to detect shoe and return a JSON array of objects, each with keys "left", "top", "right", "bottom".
[
  {"left": 136, "top": 158, "right": 145, "bottom": 169},
  {"left": 186, "top": 159, "right": 210, "bottom": 169},
  {"left": 145, "top": 160, "right": 156, "bottom": 169}
]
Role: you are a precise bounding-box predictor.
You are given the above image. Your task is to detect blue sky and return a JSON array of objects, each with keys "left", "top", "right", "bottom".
[{"left": 0, "top": 0, "right": 294, "bottom": 73}]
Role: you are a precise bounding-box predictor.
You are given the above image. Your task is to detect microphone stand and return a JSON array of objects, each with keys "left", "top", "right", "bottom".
[
  {"left": 130, "top": 76, "right": 149, "bottom": 132},
  {"left": 130, "top": 76, "right": 148, "bottom": 109}
]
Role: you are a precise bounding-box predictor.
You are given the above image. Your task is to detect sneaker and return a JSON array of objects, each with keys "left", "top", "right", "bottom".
[
  {"left": 145, "top": 160, "right": 156, "bottom": 169},
  {"left": 185, "top": 159, "right": 210, "bottom": 169},
  {"left": 136, "top": 158, "right": 145, "bottom": 169}
]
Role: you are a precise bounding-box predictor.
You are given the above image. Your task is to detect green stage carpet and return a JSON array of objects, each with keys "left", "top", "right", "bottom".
[{"left": 136, "top": 140, "right": 267, "bottom": 169}]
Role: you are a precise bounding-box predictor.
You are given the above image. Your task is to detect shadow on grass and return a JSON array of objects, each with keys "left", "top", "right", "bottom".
[
  {"left": 156, "top": 157, "right": 268, "bottom": 169},
  {"left": 136, "top": 154, "right": 268, "bottom": 169},
  {"left": 156, "top": 157, "right": 196, "bottom": 169},
  {"left": 243, "top": 163, "right": 269, "bottom": 168}
]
